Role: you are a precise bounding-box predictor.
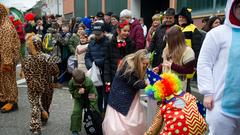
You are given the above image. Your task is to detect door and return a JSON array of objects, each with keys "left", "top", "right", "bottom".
[{"left": 141, "top": 0, "right": 169, "bottom": 29}]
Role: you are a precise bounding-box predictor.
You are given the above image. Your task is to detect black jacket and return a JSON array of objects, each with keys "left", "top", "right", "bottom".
[
  {"left": 104, "top": 35, "right": 135, "bottom": 83},
  {"left": 191, "top": 28, "right": 206, "bottom": 63},
  {"left": 148, "top": 23, "right": 173, "bottom": 67},
  {"left": 84, "top": 36, "right": 109, "bottom": 71}
]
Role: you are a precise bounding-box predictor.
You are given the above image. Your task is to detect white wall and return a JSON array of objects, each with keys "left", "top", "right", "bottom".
[
  {"left": 43, "top": 0, "right": 63, "bottom": 15},
  {"left": 131, "top": 0, "right": 141, "bottom": 19},
  {"left": 58, "top": 0, "right": 63, "bottom": 15}
]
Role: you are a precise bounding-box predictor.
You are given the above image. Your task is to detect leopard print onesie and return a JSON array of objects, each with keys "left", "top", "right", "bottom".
[
  {"left": 22, "top": 37, "right": 59, "bottom": 132},
  {"left": 0, "top": 4, "right": 21, "bottom": 104}
]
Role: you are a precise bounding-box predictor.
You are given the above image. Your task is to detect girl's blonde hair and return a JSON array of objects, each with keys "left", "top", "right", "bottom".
[
  {"left": 163, "top": 26, "right": 187, "bottom": 64},
  {"left": 152, "top": 14, "right": 160, "bottom": 21},
  {"left": 117, "top": 49, "right": 148, "bottom": 80}
]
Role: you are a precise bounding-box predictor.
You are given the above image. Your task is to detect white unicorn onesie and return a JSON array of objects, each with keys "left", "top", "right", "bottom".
[{"left": 197, "top": 0, "right": 240, "bottom": 134}]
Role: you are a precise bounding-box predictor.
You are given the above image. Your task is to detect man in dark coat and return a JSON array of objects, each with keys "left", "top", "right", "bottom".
[{"left": 148, "top": 8, "right": 176, "bottom": 68}]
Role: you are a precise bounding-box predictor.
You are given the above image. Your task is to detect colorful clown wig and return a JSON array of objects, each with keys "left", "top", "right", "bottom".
[{"left": 144, "top": 69, "right": 182, "bottom": 101}]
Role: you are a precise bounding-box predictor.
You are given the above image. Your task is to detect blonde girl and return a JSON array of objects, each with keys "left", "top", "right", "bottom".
[{"left": 103, "top": 49, "right": 149, "bottom": 135}]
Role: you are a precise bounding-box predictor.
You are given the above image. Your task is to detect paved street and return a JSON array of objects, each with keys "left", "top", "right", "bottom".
[
  {"left": 0, "top": 65, "right": 87, "bottom": 135},
  {"left": 0, "top": 87, "right": 75, "bottom": 135},
  {"left": 0, "top": 65, "right": 203, "bottom": 135}
]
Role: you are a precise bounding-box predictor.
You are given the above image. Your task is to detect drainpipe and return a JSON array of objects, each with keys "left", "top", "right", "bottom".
[
  {"left": 213, "top": 0, "right": 216, "bottom": 14},
  {"left": 57, "top": 0, "right": 59, "bottom": 14}
]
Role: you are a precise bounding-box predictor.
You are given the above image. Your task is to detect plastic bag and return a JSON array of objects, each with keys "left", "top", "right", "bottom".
[
  {"left": 67, "top": 55, "right": 78, "bottom": 73},
  {"left": 86, "top": 62, "right": 103, "bottom": 86},
  {"left": 83, "top": 106, "right": 103, "bottom": 135}
]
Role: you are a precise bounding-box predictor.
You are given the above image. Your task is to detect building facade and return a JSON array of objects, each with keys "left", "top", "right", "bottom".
[
  {"left": 62, "top": 0, "right": 226, "bottom": 28},
  {"left": 73, "top": 0, "right": 128, "bottom": 18},
  {"left": 63, "top": 0, "right": 74, "bottom": 20},
  {"left": 42, "top": 0, "right": 64, "bottom": 15},
  {"left": 72, "top": 0, "right": 168, "bottom": 27}
]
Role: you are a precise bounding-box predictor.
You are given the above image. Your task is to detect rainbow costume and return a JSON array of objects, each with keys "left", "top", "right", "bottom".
[{"left": 145, "top": 69, "right": 207, "bottom": 135}]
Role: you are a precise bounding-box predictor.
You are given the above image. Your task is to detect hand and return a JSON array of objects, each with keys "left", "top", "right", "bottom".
[
  {"left": 152, "top": 67, "right": 159, "bottom": 73},
  {"left": 77, "top": 48, "right": 81, "bottom": 54},
  {"left": 162, "top": 60, "right": 172, "bottom": 68},
  {"left": 57, "top": 20, "right": 62, "bottom": 26},
  {"left": 105, "top": 82, "right": 111, "bottom": 93},
  {"left": 88, "top": 94, "right": 96, "bottom": 100},
  {"left": 0, "top": 64, "right": 13, "bottom": 72},
  {"left": 78, "top": 88, "right": 85, "bottom": 94},
  {"left": 145, "top": 81, "right": 149, "bottom": 86},
  {"left": 203, "top": 95, "right": 214, "bottom": 110},
  {"left": 77, "top": 47, "right": 86, "bottom": 54}
]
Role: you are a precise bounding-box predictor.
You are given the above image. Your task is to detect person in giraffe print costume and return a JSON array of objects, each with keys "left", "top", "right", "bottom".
[
  {"left": 0, "top": 3, "right": 21, "bottom": 113},
  {"left": 144, "top": 70, "right": 207, "bottom": 135},
  {"left": 22, "top": 35, "right": 59, "bottom": 135}
]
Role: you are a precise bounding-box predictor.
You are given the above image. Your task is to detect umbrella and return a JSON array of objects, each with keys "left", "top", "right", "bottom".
[{"left": 9, "top": 7, "right": 24, "bottom": 23}]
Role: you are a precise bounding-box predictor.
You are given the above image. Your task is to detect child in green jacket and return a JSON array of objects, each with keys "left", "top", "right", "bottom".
[{"left": 69, "top": 69, "right": 99, "bottom": 135}]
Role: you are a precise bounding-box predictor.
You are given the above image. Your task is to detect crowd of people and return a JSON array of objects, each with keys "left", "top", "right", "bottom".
[{"left": 0, "top": 0, "right": 240, "bottom": 135}]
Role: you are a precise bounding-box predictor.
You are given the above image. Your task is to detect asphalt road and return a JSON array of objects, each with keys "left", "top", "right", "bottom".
[
  {"left": 0, "top": 65, "right": 87, "bottom": 135},
  {"left": 0, "top": 65, "right": 204, "bottom": 135}
]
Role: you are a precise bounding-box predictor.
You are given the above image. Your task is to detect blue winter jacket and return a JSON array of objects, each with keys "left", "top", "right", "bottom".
[{"left": 84, "top": 36, "right": 109, "bottom": 71}]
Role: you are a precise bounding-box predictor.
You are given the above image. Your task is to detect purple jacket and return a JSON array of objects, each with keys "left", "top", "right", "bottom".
[{"left": 130, "top": 19, "right": 145, "bottom": 50}]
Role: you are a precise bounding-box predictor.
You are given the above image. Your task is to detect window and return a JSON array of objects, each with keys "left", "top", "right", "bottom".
[
  {"left": 216, "top": 0, "right": 227, "bottom": 9},
  {"left": 87, "top": 0, "right": 102, "bottom": 17},
  {"left": 177, "top": 0, "right": 226, "bottom": 15},
  {"left": 64, "top": 13, "right": 73, "bottom": 21},
  {"left": 105, "top": 0, "right": 127, "bottom": 16},
  {"left": 177, "top": 0, "right": 213, "bottom": 12},
  {"left": 74, "top": 0, "right": 84, "bottom": 17}
]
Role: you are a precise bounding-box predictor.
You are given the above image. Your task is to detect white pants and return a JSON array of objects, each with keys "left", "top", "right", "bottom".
[{"left": 206, "top": 103, "right": 240, "bottom": 135}]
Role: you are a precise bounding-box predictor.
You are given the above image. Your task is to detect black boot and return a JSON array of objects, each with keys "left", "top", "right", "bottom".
[{"left": 0, "top": 102, "right": 6, "bottom": 108}]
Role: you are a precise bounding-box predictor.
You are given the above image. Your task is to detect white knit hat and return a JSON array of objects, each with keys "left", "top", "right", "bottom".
[{"left": 120, "top": 9, "right": 132, "bottom": 18}]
